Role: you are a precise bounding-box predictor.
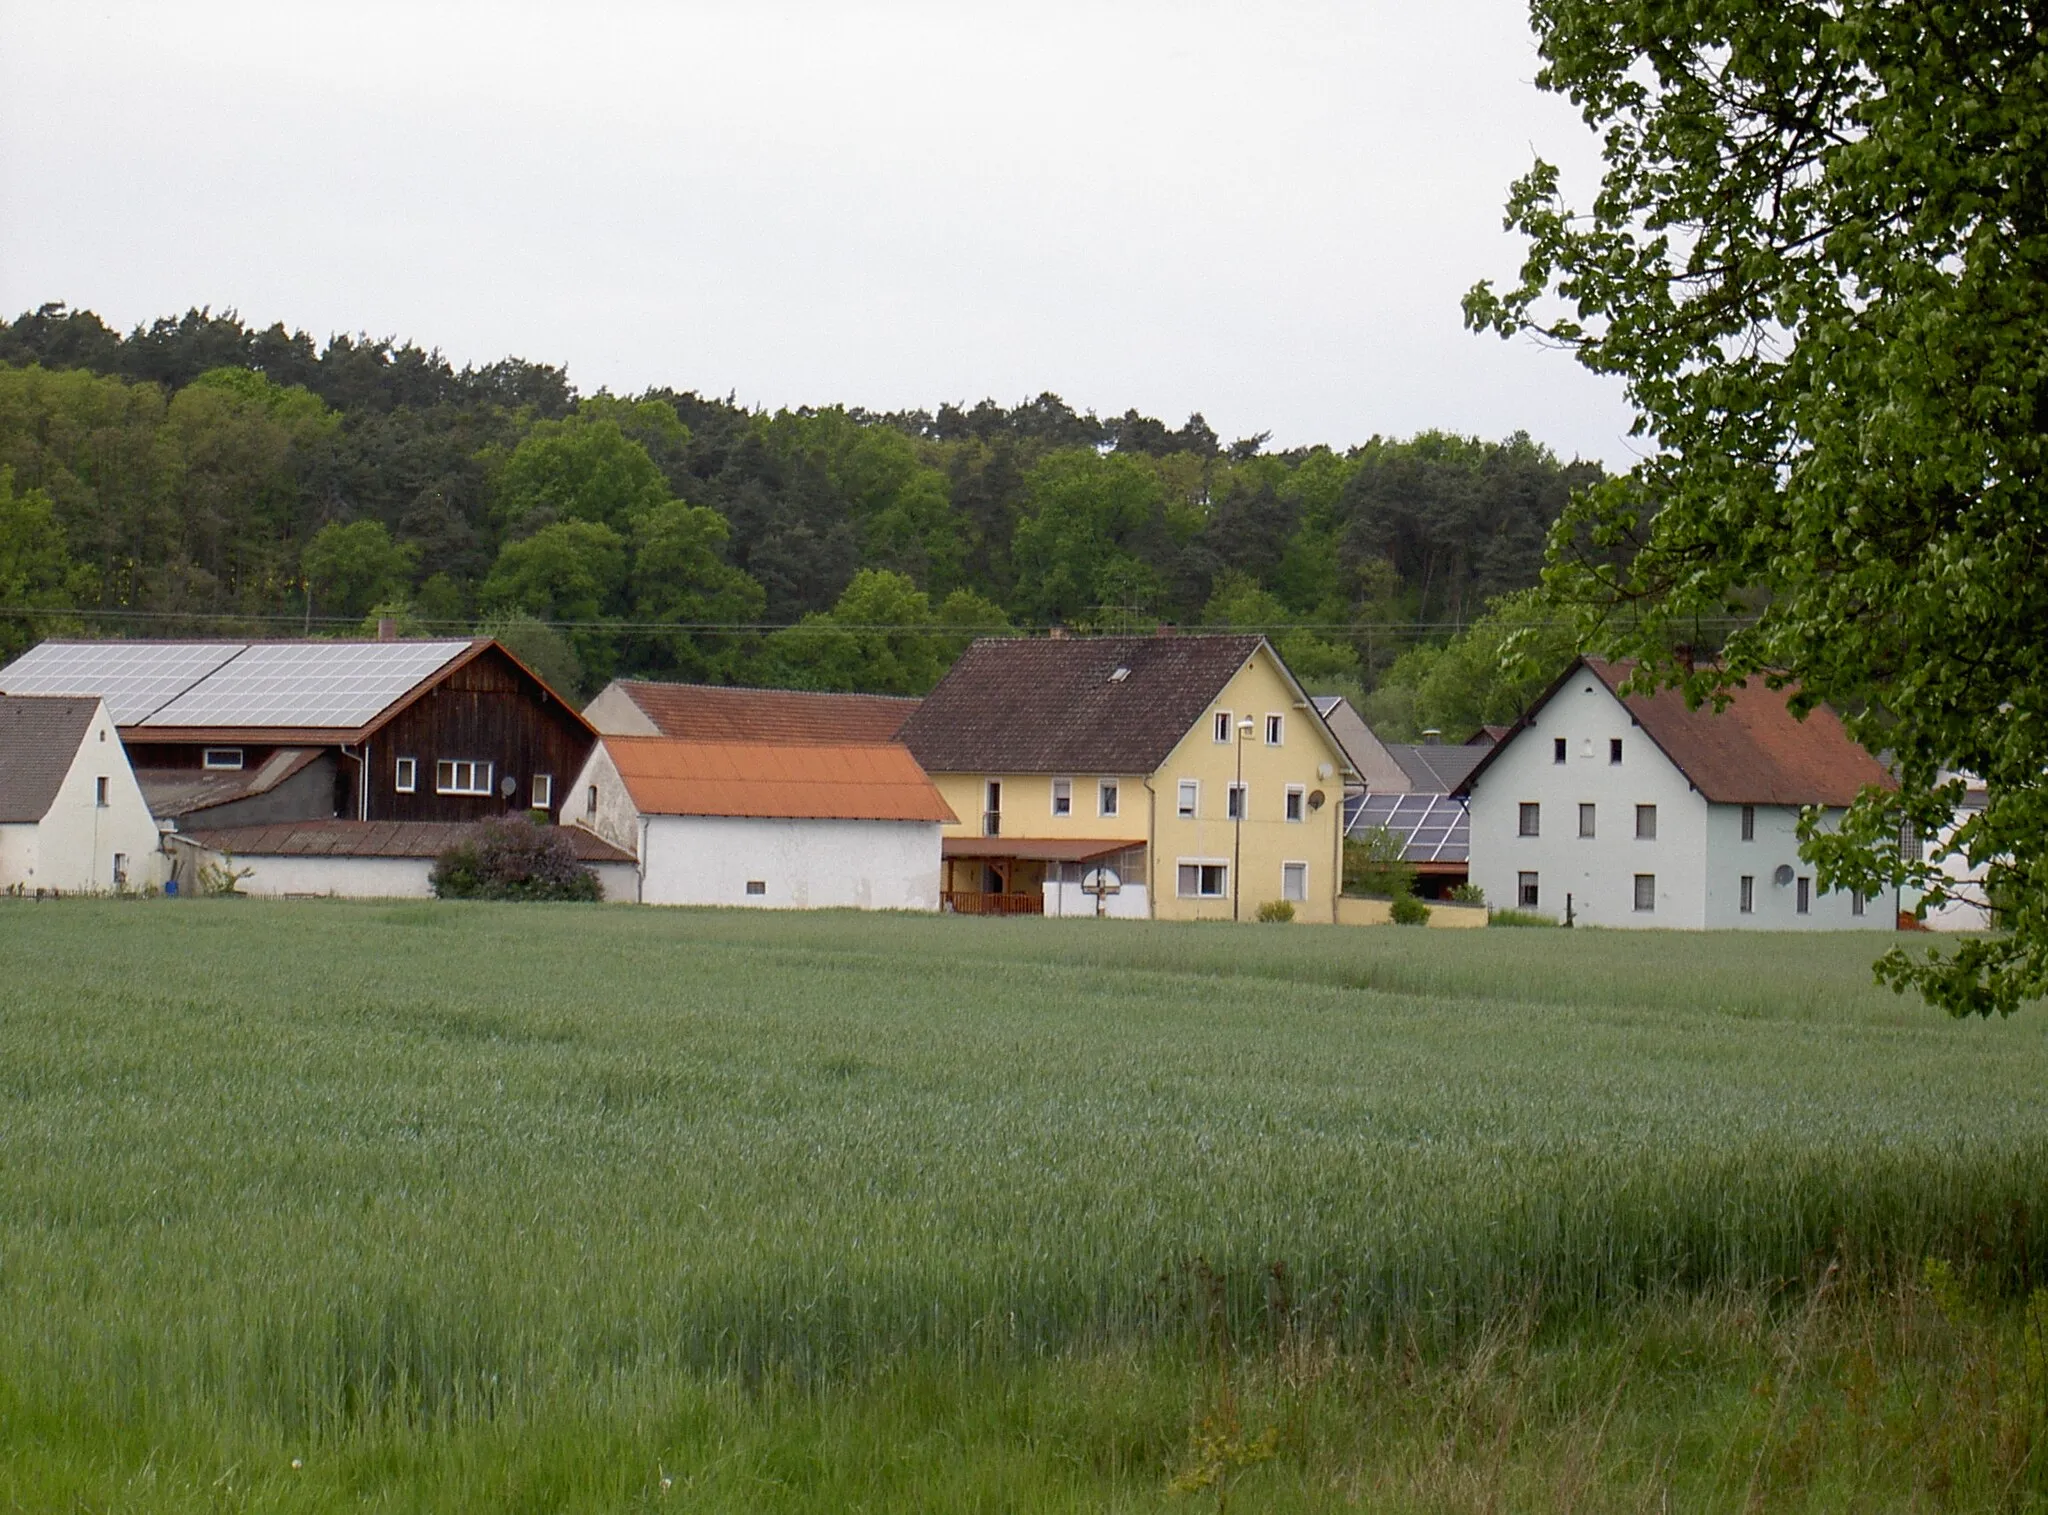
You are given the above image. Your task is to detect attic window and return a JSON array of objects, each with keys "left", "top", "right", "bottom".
[
  {"left": 202, "top": 748, "right": 244, "bottom": 771},
  {"left": 1109, "top": 666, "right": 1131, "bottom": 682},
  {"left": 1213, "top": 711, "right": 1232, "bottom": 743}
]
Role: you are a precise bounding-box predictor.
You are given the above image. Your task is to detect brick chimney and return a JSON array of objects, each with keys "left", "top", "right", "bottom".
[{"left": 376, "top": 617, "right": 397, "bottom": 642}]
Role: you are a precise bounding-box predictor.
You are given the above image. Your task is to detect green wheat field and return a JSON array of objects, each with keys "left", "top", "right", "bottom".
[{"left": 3, "top": 901, "right": 2046, "bottom": 1511}]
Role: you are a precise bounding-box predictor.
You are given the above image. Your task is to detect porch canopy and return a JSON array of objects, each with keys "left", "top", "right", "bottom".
[{"left": 941, "top": 837, "right": 1144, "bottom": 863}]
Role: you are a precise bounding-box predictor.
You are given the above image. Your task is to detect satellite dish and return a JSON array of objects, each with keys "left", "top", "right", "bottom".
[
  {"left": 1081, "top": 867, "right": 1121, "bottom": 894},
  {"left": 1307, "top": 789, "right": 1326, "bottom": 811},
  {"left": 1773, "top": 864, "right": 1795, "bottom": 887},
  {"left": 500, "top": 775, "right": 518, "bottom": 799}
]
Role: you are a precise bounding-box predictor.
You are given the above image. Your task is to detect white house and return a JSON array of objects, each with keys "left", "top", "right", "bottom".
[
  {"left": 1457, "top": 659, "right": 1896, "bottom": 930},
  {"left": 1902, "top": 773, "right": 1995, "bottom": 931},
  {"left": 0, "top": 695, "right": 164, "bottom": 894},
  {"left": 571, "top": 733, "right": 955, "bottom": 910}
]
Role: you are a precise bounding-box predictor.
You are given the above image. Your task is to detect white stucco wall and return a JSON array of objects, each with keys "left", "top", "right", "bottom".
[
  {"left": 1468, "top": 671, "right": 1889, "bottom": 931},
  {"left": 1042, "top": 880, "right": 1152, "bottom": 918},
  {"left": 567, "top": 742, "right": 641, "bottom": 858},
  {"left": 169, "top": 847, "right": 638, "bottom": 902},
  {"left": 640, "top": 814, "right": 941, "bottom": 910},
  {"left": 1904, "top": 804, "right": 1994, "bottom": 931},
  {"left": 1, "top": 702, "right": 164, "bottom": 894}
]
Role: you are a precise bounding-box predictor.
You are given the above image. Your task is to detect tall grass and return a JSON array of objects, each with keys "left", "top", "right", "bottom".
[{"left": 1, "top": 901, "right": 2044, "bottom": 1459}]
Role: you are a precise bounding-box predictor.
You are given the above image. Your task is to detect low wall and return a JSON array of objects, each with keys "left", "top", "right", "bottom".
[{"left": 1335, "top": 896, "right": 1489, "bottom": 929}]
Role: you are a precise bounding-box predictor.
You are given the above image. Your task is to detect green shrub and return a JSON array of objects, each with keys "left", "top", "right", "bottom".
[
  {"left": 1447, "top": 882, "right": 1485, "bottom": 905},
  {"left": 1489, "top": 908, "right": 1559, "bottom": 927},
  {"left": 1343, "top": 825, "right": 1417, "bottom": 899},
  {"left": 1389, "top": 894, "right": 1432, "bottom": 926},
  {"left": 1255, "top": 900, "right": 1295, "bottom": 923},
  {"left": 431, "top": 816, "right": 602, "bottom": 902}
]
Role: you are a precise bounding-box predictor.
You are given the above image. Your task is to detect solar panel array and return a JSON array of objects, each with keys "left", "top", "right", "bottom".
[
  {"left": 0, "top": 642, "right": 244, "bottom": 724},
  {"left": 0, "top": 640, "right": 471, "bottom": 729},
  {"left": 1345, "top": 791, "right": 1471, "bottom": 863}
]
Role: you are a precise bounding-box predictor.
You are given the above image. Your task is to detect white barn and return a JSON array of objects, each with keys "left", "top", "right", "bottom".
[
  {"left": 164, "top": 820, "right": 638, "bottom": 901},
  {"left": 1457, "top": 659, "right": 1896, "bottom": 930},
  {"left": 0, "top": 695, "right": 164, "bottom": 894},
  {"left": 571, "top": 734, "right": 954, "bottom": 910}
]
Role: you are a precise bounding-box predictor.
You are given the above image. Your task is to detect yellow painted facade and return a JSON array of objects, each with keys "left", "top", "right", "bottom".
[{"left": 930, "top": 643, "right": 1351, "bottom": 922}]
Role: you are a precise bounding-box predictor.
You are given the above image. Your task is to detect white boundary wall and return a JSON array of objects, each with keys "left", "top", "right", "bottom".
[{"left": 640, "top": 814, "right": 940, "bottom": 910}]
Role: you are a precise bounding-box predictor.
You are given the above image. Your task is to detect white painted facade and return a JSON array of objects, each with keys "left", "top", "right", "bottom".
[
  {"left": 0, "top": 701, "right": 163, "bottom": 894},
  {"left": 637, "top": 813, "right": 941, "bottom": 910},
  {"left": 1903, "top": 782, "right": 1995, "bottom": 931},
  {"left": 1042, "top": 880, "right": 1152, "bottom": 918},
  {"left": 163, "top": 840, "right": 638, "bottom": 902},
  {"left": 1467, "top": 674, "right": 1891, "bottom": 930}
]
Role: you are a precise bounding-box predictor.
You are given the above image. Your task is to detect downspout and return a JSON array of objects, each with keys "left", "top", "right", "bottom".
[
  {"left": 1142, "top": 774, "right": 1157, "bottom": 918},
  {"left": 340, "top": 742, "right": 370, "bottom": 821}
]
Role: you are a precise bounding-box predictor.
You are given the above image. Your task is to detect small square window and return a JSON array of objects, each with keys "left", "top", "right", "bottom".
[
  {"left": 1610, "top": 738, "right": 1624, "bottom": 764},
  {"left": 1227, "top": 783, "right": 1247, "bottom": 821},
  {"left": 1518, "top": 871, "right": 1539, "bottom": 909},
  {"left": 1265, "top": 714, "right": 1283, "bottom": 745},
  {"left": 202, "top": 747, "right": 244, "bottom": 771},
  {"left": 532, "top": 773, "right": 553, "bottom": 810},
  {"left": 1213, "top": 711, "right": 1232, "bottom": 743},
  {"left": 1636, "top": 804, "right": 1657, "bottom": 840},
  {"left": 1051, "top": 778, "right": 1072, "bottom": 816},
  {"left": 1098, "top": 779, "right": 1119, "bottom": 817},
  {"left": 745, "top": 880, "right": 766, "bottom": 896},
  {"left": 1553, "top": 737, "right": 1567, "bottom": 764},
  {"left": 1518, "top": 802, "right": 1540, "bottom": 837},
  {"left": 395, "top": 757, "right": 417, "bottom": 793},
  {"left": 1740, "top": 874, "right": 1754, "bottom": 913},
  {"left": 1282, "top": 861, "right": 1307, "bottom": 902},
  {"left": 1578, "top": 803, "right": 1596, "bottom": 838},
  {"left": 1177, "top": 780, "right": 1199, "bottom": 817},
  {"left": 1285, "top": 786, "right": 1304, "bottom": 822},
  {"left": 1741, "top": 804, "right": 1756, "bottom": 841},
  {"left": 1634, "top": 873, "right": 1656, "bottom": 911}
]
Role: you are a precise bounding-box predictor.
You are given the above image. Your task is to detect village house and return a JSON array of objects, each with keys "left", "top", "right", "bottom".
[
  {"left": 1316, "top": 694, "right": 1491, "bottom": 899},
  {"left": 1456, "top": 657, "right": 1896, "bottom": 929},
  {"left": 0, "top": 694, "right": 163, "bottom": 894},
  {"left": 898, "top": 634, "right": 1354, "bottom": 921}
]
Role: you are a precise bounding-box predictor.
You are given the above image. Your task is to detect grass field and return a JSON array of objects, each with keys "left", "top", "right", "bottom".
[{"left": 3, "top": 900, "right": 2047, "bottom": 1511}]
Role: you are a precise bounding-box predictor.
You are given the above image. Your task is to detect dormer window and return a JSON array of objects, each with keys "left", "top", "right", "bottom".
[{"left": 202, "top": 748, "right": 244, "bottom": 771}]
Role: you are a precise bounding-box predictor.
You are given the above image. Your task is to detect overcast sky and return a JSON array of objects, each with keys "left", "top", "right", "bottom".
[{"left": 0, "top": 1, "right": 1636, "bottom": 465}]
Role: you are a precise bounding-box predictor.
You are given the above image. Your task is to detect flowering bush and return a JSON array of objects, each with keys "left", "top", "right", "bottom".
[{"left": 431, "top": 816, "right": 602, "bottom": 902}]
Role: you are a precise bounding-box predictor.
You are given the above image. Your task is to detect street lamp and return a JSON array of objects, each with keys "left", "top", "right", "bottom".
[{"left": 1232, "top": 716, "right": 1254, "bottom": 920}]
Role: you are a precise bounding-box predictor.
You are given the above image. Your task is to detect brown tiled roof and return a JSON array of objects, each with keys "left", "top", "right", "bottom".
[
  {"left": 605, "top": 736, "right": 956, "bottom": 823},
  {"left": 1455, "top": 658, "right": 1894, "bottom": 805},
  {"left": 0, "top": 695, "right": 98, "bottom": 822},
  {"left": 134, "top": 747, "right": 324, "bottom": 819},
  {"left": 899, "top": 634, "right": 1267, "bottom": 774},
  {"left": 178, "top": 819, "right": 636, "bottom": 864},
  {"left": 604, "top": 680, "right": 918, "bottom": 744}
]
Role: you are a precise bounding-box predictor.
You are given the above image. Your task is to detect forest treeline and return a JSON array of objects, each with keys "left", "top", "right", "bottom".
[{"left": 0, "top": 303, "right": 1603, "bottom": 719}]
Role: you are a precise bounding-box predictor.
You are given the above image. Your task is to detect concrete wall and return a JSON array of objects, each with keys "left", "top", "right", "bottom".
[
  {"left": 168, "top": 845, "right": 638, "bottom": 902},
  {"left": 567, "top": 742, "right": 641, "bottom": 858},
  {"left": 1042, "top": 880, "right": 1151, "bottom": 918},
  {"left": 641, "top": 814, "right": 941, "bottom": 910},
  {"left": 1335, "top": 897, "right": 1488, "bottom": 928},
  {"left": 0, "top": 702, "right": 164, "bottom": 894}
]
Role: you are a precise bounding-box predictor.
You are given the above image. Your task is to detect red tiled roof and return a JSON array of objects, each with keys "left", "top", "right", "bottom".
[
  {"left": 604, "top": 680, "right": 917, "bottom": 744},
  {"left": 604, "top": 736, "right": 956, "bottom": 823},
  {"left": 178, "top": 819, "right": 636, "bottom": 864}
]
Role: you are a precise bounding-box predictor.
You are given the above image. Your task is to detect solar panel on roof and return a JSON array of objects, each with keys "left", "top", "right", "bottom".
[
  {"left": 1347, "top": 789, "right": 1471, "bottom": 863},
  {"left": 0, "top": 642, "right": 247, "bottom": 723},
  {"left": 146, "top": 641, "right": 471, "bottom": 728}
]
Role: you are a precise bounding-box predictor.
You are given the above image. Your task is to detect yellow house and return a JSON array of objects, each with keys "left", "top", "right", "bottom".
[{"left": 898, "top": 634, "right": 1354, "bottom": 921}]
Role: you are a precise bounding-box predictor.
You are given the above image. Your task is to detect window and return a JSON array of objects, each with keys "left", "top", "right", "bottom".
[
  {"left": 1578, "top": 803, "right": 1596, "bottom": 839},
  {"left": 1553, "top": 737, "right": 1567, "bottom": 764},
  {"left": 1099, "top": 779, "right": 1119, "bottom": 817},
  {"left": 1851, "top": 889, "right": 1866, "bottom": 917},
  {"left": 1051, "top": 777, "right": 1072, "bottom": 816},
  {"left": 436, "top": 760, "right": 493, "bottom": 795},
  {"left": 1636, "top": 804, "right": 1657, "bottom": 840},
  {"left": 586, "top": 784, "right": 599, "bottom": 819},
  {"left": 532, "top": 773, "right": 553, "bottom": 809},
  {"left": 1518, "top": 802, "right": 1540, "bottom": 837},
  {"left": 1227, "top": 783, "right": 1247, "bottom": 821},
  {"left": 1741, "top": 804, "right": 1756, "bottom": 841},
  {"left": 1265, "top": 714, "right": 1284, "bottom": 746},
  {"left": 95, "top": 776, "right": 108, "bottom": 807},
  {"left": 394, "top": 757, "right": 417, "bottom": 793},
  {"left": 745, "top": 880, "right": 766, "bottom": 896},
  {"left": 1740, "top": 875, "right": 1754, "bottom": 913},
  {"left": 112, "top": 853, "right": 128, "bottom": 886},
  {"left": 1796, "top": 876, "right": 1811, "bottom": 914},
  {"left": 984, "top": 780, "right": 1002, "bottom": 837},
  {"left": 1178, "top": 862, "right": 1228, "bottom": 897},
  {"left": 1177, "top": 779, "right": 1199, "bottom": 817},
  {"left": 1610, "top": 738, "right": 1624, "bottom": 764},
  {"left": 1213, "top": 711, "right": 1232, "bottom": 743},
  {"left": 202, "top": 747, "right": 244, "bottom": 771},
  {"left": 1518, "top": 871, "right": 1540, "bottom": 909},
  {"left": 1634, "top": 874, "right": 1656, "bottom": 911},
  {"left": 1285, "top": 786, "right": 1305, "bottom": 822},
  {"left": 1282, "top": 862, "right": 1307, "bottom": 902}
]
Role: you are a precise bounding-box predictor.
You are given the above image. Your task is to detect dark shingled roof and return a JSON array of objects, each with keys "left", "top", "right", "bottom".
[
  {"left": 606, "top": 681, "right": 917, "bottom": 744},
  {"left": 178, "top": 819, "right": 636, "bottom": 865},
  {"left": 1456, "top": 658, "right": 1895, "bottom": 806},
  {"left": 899, "top": 634, "right": 1266, "bottom": 774},
  {"left": 1388, "top": 742, "right": 1488, "bottom": 793},
  {"left": 0, "top": 695, "right": 99, "bottom": 823}
]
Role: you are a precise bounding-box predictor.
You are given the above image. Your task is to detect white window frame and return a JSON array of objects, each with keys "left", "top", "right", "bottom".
[
  {"left": 1517, "top": 871, "right": 1539, "bottom": 909},
  {"left": 1284, "top": 785, "right": 1305, "bottom": 822},
  {"left": 1098, "top": 779, "right": 1119, "bottom": 817},
  {"left": 1740, "top": 874, "right": 1754, "bottom": 913},
  {"left": 1518, "top": 802, "right": 1540, "bottom": 837},
  {"left": 436, "top": 759, "right": 494, "bottom": 796},
  {"left": 532, "top": 773, "right": 553, "bottom": 809},
  {"left": 1051, "top": 777, "right": 1072, "bottom": 817},
  {"left": 1578, "top": 802, "right": 1596, "bottom": 839},
  {"left": 1636, "top": 804, "right": 1657, "bottom": 840},
  {"left": 1226, "top": 782, "right": 1247, "bottom": 821},
  {"left": 1610, "top": 738, "right": 1624, "bottom": 765},
  {"left": 394, "top": 757, "right": 417, "bottom": 794},
  {"left": 1212, "top": 710, "right": 1232, "bottom": 743},
  {"left": 1177, "top": 779, "right": 1199, "bottom": 818},
  {"left": 202, "top": 747, "right": 244, "bottom": 771},
  {"left": 1796, "top": 876, "right": 1811, "bottom": 914},
  {"left": 1281, "top": 860, "right": 1307, "bottom": 902},
  {"left": 1264, "top": 713, "right": 1283, "bottom": 746},
  {"left": 1634, "top": 873, "right": 1656, "bottom": 912},
  {"left": 1177, "top": 859, "right": 1230, "bottom": 898},
  {"left": 1741, "top": 804, "right": 1756, "bottom": 841},
  {"left": 1553, "top": 737, "right": 1567, "bottom": 764}
]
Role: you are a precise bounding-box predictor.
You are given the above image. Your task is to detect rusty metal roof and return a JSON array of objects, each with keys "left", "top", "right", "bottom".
[
  {"left": 604, "top": 736, "right": 957, "bottom": 823},
  {"left": 601, "top": 680, "right": 918, "bottom": 744},
  {"left": 176, "top": 818, "right": 636, "bottom": 864}
]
